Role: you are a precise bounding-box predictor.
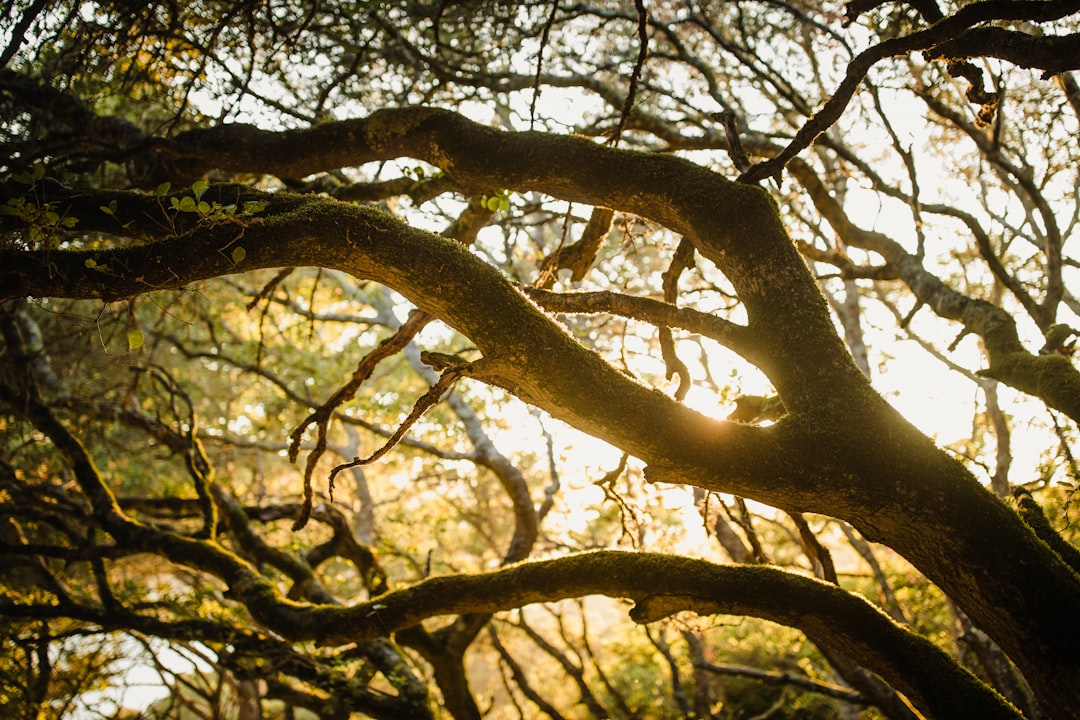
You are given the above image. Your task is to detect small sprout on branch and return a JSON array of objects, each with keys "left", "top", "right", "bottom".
[
  {"left": 8, "top": 162, "right": 46, "bottom": 186},
  {"left": 84, "top": 257, "right": 111, "bottom": 273},
  {"left": 2, "top": 187, "right": 79, "bottom": 247},
  {"left": 404, "top": 164, "right": 444, "bottom": 192},
  {"left": 482, "top": 190, "right": 512, "bottom": 214},
  {"left": 170, "top": 181, "right": 257, "bottom": 221}
]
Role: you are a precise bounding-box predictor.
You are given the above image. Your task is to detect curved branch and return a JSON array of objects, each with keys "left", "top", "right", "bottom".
[
  {"left": 789, "top": 161, "right": 1080, "bottom": 422},
  {"left": 222, "top": 551, "right": 1021, "bottom": 720},
  {"left": 1, "top": 102, "right": 862, "bottom": 411},
  {"left": 0, "top": 187, "right": 800, "bottom": 497},
  {"left": 694, "top": 659, "right": 867, "bottom": 704},
  {"left": 925, "top": 28, "right": 1080, "bottom": 77},
  {"left": 0, "top": 597, "right": 426, "bottom": 720},
  {"left": 523, "top": 287, "right": 758, "bottom": 361},
  {"left": 3, "top": 112, "right": 1080, "bottom": 716},
  {"left": 739, "top": 0, "right": 1080, "bottom": 182}
]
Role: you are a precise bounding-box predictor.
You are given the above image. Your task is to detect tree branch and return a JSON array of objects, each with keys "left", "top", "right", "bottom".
[
  {"left": 925, "top": 28, "right": 1080, "bottom": 78},
  {"left": 211, "top": 551, "right": 1021, "bottom": 720}
]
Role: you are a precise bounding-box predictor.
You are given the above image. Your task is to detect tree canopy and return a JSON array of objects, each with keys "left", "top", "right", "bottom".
[{"left": 2, "top": 0, "right": 1079, "bottom": 718}]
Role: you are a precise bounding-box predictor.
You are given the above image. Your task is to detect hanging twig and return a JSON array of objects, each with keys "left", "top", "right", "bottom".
[
  {"left": 322, "top": 368, "right": 464, "bottom": 505},
  {"left": 529, "top": 0, "right": 561, "bottom": 130},
  {"left": 609, "top": 0, "right": 649, "bottom": 146},
  {"left": 289, "top": 309, "right": 432, "bottom": 530},
  {"left": 659, "top": 238, "right": 695, "bottom": 401}
]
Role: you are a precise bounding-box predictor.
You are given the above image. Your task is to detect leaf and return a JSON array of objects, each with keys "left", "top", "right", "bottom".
[
  {"left": 100, "top": 205, "right": 115, "bottom": 216},
  {"left": 243, "top": 200, "right": 266, "bottom": 215},
  {"left": 485, "top": 196, "right": 502, "bottom": 212},
  {"left": 197, "top": 201, "right": 212, "bottom": 215},
  {"left": 191, "top": 180, "right": 209, "bottom": 200},
  {"left": 127, "top": 329, "right": 144, "bottom": 351},
  {"left": 231, "top": 246, "right": 246, "bottom": 264},
  {"left": 61, "top": 216, "right": 79, "bottom": 228},
  {"left": 177, "top": 196, "right": 197, "bottom": 212},
  {"left": 155, "top": 181, "right": 172, "bottom": 197},
  {"left": 84, "top": 258, "right": 97, "bottom": 269},
  {"left": 170, "top": 196, "right": 182, "bottom": 210},
  {"left": 0, "top": 200, "right": 26, "bottom": 219}
]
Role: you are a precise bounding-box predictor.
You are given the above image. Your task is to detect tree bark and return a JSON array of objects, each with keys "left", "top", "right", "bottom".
[{"left": 3, "top": 110, "right": 1079, "bottom": 717}]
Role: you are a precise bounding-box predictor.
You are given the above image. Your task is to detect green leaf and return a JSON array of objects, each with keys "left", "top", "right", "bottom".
[
  {"left": 127, "top": 329, "right": 144, "bottom": 351},
  {"left": 61, "top": 216, "right": 79, "bottom": 228},
  {"left": 84, "top": 258, "right": 97, "bottom": 269},
  {"left": 170, "top": 196, "right": 182, "bottom": 210},
  {"left": 485, "top": 196, "right": 502, "bottom": 212},
  {"left": 197, "top": 201, "right": 211, "bottom": 215},
  {"left": 33, "top": 163, "right": 46, "bottom": 181},
  {"left": 242, "top": 201, "right": 266, "bottom": 215},
  {"left": 100, "top": 205, "right": 115, "bottom": 216},
  {"left": 177, "top": 196, "right": 197, "bottom": 212},
  {"left": 231, "top": 246, "right": 246, "bottom": 264},
  {"left": 155, "top": 181, "right": 172, "bottom": 197},
  {"left": 191, "top": 180, "right": 209, "bottom": 200}
]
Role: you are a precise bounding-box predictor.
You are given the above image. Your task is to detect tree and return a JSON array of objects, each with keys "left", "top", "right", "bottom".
[{"left": 2, "top": 0, "right": 1079, "bottom": 718}]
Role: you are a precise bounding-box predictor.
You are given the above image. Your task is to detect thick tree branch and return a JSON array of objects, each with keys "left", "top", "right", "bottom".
[
  {"left": 1, "top": 103, "right": 864, "bottom": 413},
  {"left": 3, "top": 110, "right": 1079, "bottom": 717},
  {"left": 204, "top": 551, "right": 1020, "bottom": 720},
  {"left": 694, "top": 659, "right": 867, "bottom": 704},
  {"left": 925, "top": 28, "right": 1080, "bottom": 77},
  {"left": 789, "top": 162, "right": 1080, "bottom": 423}
]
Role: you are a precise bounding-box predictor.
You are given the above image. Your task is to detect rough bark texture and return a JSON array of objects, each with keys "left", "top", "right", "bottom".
[{"left": 3, "top": 108, "right": 1080, "bottom": 718}]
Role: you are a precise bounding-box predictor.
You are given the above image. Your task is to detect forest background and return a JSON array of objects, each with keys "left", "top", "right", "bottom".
[{"left": 1, "top": 1, "right": 1080, "bottom": 719}]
